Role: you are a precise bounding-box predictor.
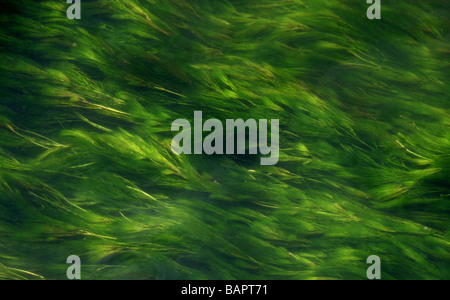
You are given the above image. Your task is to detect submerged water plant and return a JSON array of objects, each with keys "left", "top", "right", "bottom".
[{"left": 0, "top": 0, "right": 448, "bottom": 279}]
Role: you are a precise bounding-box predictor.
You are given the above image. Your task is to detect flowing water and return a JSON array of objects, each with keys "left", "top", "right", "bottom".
[{"left": 0, "top": 0, "right": 448, "bottom": 279}]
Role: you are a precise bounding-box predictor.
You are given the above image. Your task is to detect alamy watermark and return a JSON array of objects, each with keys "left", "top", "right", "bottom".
[
  {"left": 171, "top": 111, "right": 279, "bottom": 166},
  {"left": 366, "top": 255, "right": 381, "bottom": 279},
  {"left": 366, "top": 0, "right": 381, "bottom": 20},
  {"left": 66, "top": 255, "right": 81, "bottom": 280},
  {"left": 66, "top": 0, "right": 380, "bottom": 21},
  {"left": 66, "top": 0, "right": 81, "bottom": 20}
]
